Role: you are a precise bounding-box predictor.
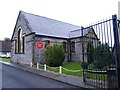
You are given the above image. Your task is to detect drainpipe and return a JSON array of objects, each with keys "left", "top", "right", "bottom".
[{"left": 32, "top": 33, "right": 35, "bottom": 64}]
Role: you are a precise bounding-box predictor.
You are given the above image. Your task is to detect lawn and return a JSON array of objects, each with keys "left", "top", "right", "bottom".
[
  {"left": 39, "top": 62, "right": 83, "bottom": 77},
  {"left": 62, "top": 62, "right": 82, "bottom": 77},
  {"left": 38, "top": 62, "right": 107, "bottom": 80},
  {"left": 1, "top": 58, "right": 11, "bottom": 62}
]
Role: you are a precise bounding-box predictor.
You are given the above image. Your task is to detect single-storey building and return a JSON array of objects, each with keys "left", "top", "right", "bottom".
[{"left": 11, "top": 11, "right": 99, "bottom": 65}]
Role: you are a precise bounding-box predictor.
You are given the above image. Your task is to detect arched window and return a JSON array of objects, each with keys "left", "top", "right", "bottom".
[{"left": 18, "top": 27, "right": 24, "bottom": 53}]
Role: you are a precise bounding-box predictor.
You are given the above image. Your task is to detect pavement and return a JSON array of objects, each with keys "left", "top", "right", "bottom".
[{"left": 0, "top": 61, "right": 94, "bottom": 89}]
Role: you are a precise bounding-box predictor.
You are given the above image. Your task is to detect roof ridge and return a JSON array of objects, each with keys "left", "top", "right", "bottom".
[{"left": 20, "top": 11, "right": 80, "bottom": 28}]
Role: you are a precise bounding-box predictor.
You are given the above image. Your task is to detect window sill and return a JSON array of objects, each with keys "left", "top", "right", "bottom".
[{"left": 15, "top": 52, "right": 25, "bottom": 54}]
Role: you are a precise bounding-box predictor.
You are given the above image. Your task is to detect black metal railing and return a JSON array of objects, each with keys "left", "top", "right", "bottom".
[{"left": 79, "top": 15, "right": 120, "bottom": 88}]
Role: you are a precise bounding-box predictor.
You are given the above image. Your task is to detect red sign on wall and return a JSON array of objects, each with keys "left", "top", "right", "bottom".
[{"left": 36, "top": 42, "right": 43, "bottom": 49}]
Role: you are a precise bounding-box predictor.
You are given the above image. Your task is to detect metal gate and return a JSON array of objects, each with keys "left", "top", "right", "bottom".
[{"left": 81, "top": 15, "right": 120, "bottom": 88}]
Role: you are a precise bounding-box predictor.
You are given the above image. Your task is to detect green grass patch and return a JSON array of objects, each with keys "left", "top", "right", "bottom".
[
  {"left": 2, "top": 58, "right": 11, "bottom": 62},
  {"left": 62, "top": 62, "right": 82, "bottom": 77},
  {"left": 62, "top": 62, "right": 82, "bottom": 70},
  {"left": 39, "top": 62, "right": 83, "bottom": 77},
  {"left": 37, "top": 62, "right": 107, "bottom": 81},
  {"left": 47, "top": 67, "right": 59, "bottom": 73}
]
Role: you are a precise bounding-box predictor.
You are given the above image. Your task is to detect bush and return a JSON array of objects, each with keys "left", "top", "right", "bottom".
[
  {"left": 87, "top": 63, "right": 94, "bottom": 70},
  {"left": 93, "top": 43, "right": 112, "bottom": 69},
  {"left": 44, "top": 44, "right": 65, "bottom": 67}
]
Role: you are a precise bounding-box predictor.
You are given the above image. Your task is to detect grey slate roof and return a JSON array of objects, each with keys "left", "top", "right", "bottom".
[
  {"left": 21, "top": 11, "right": 81, "bottom": 38},
  {"left": 20, "top": 11, "right": 97, "bottom": 39}
]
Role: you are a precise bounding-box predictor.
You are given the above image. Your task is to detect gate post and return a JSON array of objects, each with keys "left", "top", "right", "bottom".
[
  {"left": 81, "top": 26, "right": 85, "bottom": 83},
  {"left": 112, "top": 15, "right": 120, "bottom": 88}
]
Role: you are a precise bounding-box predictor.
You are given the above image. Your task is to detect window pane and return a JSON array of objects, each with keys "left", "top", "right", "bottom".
[
  {"left": 71, "top": 41, "right": 75, "bottom": 53},
  {"left": 15, "top": 39, "right": 18, "bottom": 53},
  {"left": 18, "top": 27, "right": 24, "bottom": 53},
  {"left": 62, "top": 42, "right": 66, "bottom": 53},
  {"left": 45, "top": 40, "right": 50, "bottom": 47}
]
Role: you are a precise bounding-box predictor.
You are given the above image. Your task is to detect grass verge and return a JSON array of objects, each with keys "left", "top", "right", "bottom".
[{"left": 1, "top": 58, "right": 11, "bottom": 62}]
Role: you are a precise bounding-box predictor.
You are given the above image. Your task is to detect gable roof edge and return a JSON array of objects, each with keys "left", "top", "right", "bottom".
[
  {"left": 21, "top": 11, "right": 34, "bottom": 33},
  {"left": 11, "top": 11, "right": 21, "bottom": 41}
]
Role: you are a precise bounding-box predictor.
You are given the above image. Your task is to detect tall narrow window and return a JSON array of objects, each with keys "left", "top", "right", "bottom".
[
  {"left": 18, "top": 27, "right": 24, "bottom": 53},
  {"left": 15, "top": 38, "right": 18, "bottom": 53},
  {"left": 22, "top": 36, "right": 25, "bottom": 53},
  {"left": 62, "top": 42, "right": 66, "bottom": 53},
  {"left": 71, "top": 41, "right": 75, "bottom": 53}
]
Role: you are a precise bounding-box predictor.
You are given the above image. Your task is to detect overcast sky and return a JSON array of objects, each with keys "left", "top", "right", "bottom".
[{"left": 0, "top": 0, "right": 119, "bottom": 40}]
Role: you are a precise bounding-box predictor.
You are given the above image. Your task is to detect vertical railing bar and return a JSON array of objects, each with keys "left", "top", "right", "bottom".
[
  {"left": 91, "top": 72, "right": 92, "bottom": 86},
  {"left": 92, "top": 72, "right": 94, "bottom": 87},
  {"left": 98, "top": 21, "right": 101, "bottom": 44},
  {"left": 98, "top": 73, "right": 99, "bottom": 88},
  {"left": 97, "top": 74, "right": 100, "bottom": 88},
  {"left": 107, "top": 20, "right": 112, "bottom": 67},
  {"left": 101, "top": 20, "right": 104, "bottom": 44},
  {"left": 104, "top": 74, "right": 105, "bottom": 88},
  {"left": 81, "top": 26, "right": 85, "bottom": 83},
  {"left": 102, "top": 74, "right": 104, "bottom": 88},
  {"left": 101, "top": 73, "right": 102, "bottom": 88},
  {"left": 93, "top": 25, "right": 97, "bottom": 47},
  {"left": 95, "top": 72, "right": 97, "bottom": 87},
  {"left": 106, "top": 20, "right": 110, "bottom": 45},
  {"left": 93, "top": 71, "right": 94, "bottom": 87},
  {"left": 99, "top": 73, "right": 100, "bottom": 88},
  {"left": 97, "top": 24, "right": 100, "bottom": 46},
  {"left": 101, "top": 74, "right": 103, "bottom": 88},
  {"left": 105, "top": 74, "right": 106, "bottom": 88},
  {"left": 109, "top": 20, "right": 113, "bottom": 48},
  {"left": 100, "top": 71, "right": 102, "bottom": 88},
  {"left": 101, "top": 73, "right": 103, "bottom": 88},
  {"left": 98, "top": 73, "right": 100, "bottom": 88},
  {"left": 95, "top": 24, "right": 98, "bottom": 47},
  {"left": 103, "top": 19, "right": 107, "bottom": 44},
  {"left": 96, "top": 72, "right": 98, "bottom": 88},
  {"left": 102, "top": 74, "right": 103, "bottom": 88}
]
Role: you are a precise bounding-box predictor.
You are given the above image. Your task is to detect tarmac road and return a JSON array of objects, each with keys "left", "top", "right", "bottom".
[{"left": 2, "top": 64, "right": 77, "bottom": 88}]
